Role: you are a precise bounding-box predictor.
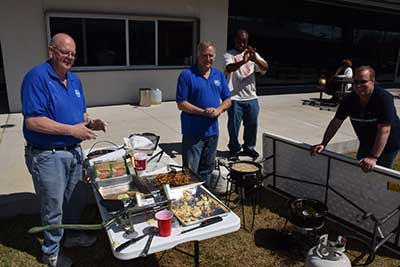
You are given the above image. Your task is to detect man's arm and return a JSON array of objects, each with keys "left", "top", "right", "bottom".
[
  {"left": 225, "top": 50, "right": 250, "bottom": 73},
  {"left": 25, "top": 117, "right": 97, "bottom": 140},
  {"left": 177, "top": 101, "right": 206, "bottom": 116},
  {"left": 310, "top": 118, "right": 344, "bottom": 155},
  {"left": 253, "top": 56, "right": 268, "bottom": 72},
  {"left": 360, "top": 124, "right": 391, "bottom": 172},
  {"left": 248, "top": 47, "right": 268, "bottom": 72}
]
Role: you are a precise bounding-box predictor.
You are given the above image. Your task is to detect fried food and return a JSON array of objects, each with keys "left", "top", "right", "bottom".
[
  {"left": 171, "top": 189, "right": 227, "bottom": 224},
  {"left": 155, "top": 171, "right": 191, "bottom": 186},
  {"left": 104, "top": 190, "right": 137, "bottom": 200}
]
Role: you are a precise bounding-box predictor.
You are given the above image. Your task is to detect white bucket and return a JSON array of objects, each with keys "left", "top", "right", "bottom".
[
  {"left": 150, "top": 88, "right": 162, "bottom": 105},
  {"left": 139, "top": 88, "right": 151, "bottom": 107}
]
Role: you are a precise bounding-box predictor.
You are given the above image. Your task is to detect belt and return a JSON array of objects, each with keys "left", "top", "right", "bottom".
[{"left": 28, "top": 143, "right": 80, "bottom": 151}]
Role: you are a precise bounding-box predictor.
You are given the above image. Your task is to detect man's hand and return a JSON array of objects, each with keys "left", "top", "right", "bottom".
[
  {"left": 243, "top": 49, "right": 250, "bottom": 63},
  {"left": 88, "top": 119, "right": 107, "bottom": 132},
  {"left": 360, "top": 157, "right": 377, "bottom": 172},
  {"left": 310, "top": 144, "right": 325, "bottom": 156},
  {"left": 204, "top": 107, "right": 221, "bottom": 118},
  {"left": 248, "top": 46, "right": 257, "bottom": 61},
  {"left": 70, "top": 123, "right": 97, "bottom": 140}
]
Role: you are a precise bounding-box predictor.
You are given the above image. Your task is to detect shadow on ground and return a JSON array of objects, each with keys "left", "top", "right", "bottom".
[
  {"left": 0, "top": 205, "right": 161, "bottom": 267},
  {"left": 256, "top": 186, "right": 400, "bottom": 266}
]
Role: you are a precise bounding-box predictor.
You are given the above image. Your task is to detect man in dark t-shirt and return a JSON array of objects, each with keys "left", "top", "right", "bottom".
[{"left": 311, "top": 66, "right": 400, "bottom": 172}]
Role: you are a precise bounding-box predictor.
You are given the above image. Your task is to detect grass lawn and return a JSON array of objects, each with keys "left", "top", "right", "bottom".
[{"left": 1, "top": 187, "right": 400, "bottom": 267}]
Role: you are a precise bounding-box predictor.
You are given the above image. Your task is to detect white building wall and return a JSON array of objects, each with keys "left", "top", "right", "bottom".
[{"left": 0, "top": 0, "right": 229, "bottom": 112}]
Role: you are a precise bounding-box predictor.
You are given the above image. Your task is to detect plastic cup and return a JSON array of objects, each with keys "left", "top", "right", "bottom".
[
  {"left": 134, "top": 152, "right": 147, "bottom": 174},
  {"left": 155, "top": 210, "right": 173, "bottom": 237}
]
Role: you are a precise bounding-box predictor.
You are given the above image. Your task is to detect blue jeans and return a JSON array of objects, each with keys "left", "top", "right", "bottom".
[
  {"left": 357, "top": 145, "right": 400, "bottom": 168},
  {"left": 227, "top": 99, "right": 259, "bottom": 153},
  {"left": 25, "top": 145, "right": 86, "bottom": 256},
  {"left": 182, "top": 135, "right": 218, "bottom": 187}
]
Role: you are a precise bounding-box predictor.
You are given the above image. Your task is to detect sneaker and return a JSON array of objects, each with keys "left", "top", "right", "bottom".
[
  {"left": 228, "top": 151, "right": 240, "bottom": 161},
  {"left": 243, "top": 149, "right": 259, "bottom": 159},
  {"left": 42, "top": 252, "right": 72, "bottom": 267},
  {"left": 63, "top": 233, "right": 97, "bottom": 248}
]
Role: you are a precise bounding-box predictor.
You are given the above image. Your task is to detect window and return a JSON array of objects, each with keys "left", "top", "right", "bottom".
[
  {"left": 47, "top": 14, "right": 197, "bottom": 70},
  {"left": 129, "top": 20, "right": 155, "bottom": 65},
  {"left": 158, "top": 21, "right": 193, "bottom": 66},
  {"left": 86, "top": 19, "right": 126, "bottom": 66}
]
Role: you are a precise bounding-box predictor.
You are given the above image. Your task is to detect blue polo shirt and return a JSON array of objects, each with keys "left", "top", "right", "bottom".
[
  {"left": 21, "top": 61, "right": 86, "bottom": 147},
  {"left": 176, "top": 65, "right": 231, "bottom": 137}
]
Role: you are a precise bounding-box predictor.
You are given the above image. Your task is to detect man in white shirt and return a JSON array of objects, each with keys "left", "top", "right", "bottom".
[{"left": 224, "top": 29, "right": 268, "bottom": 160}]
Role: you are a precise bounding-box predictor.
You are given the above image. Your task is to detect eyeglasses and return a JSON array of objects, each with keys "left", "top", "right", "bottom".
[
  {"left": 353, "top": 79, "right": 370, "bottom": 85},
  {"left": 52, "top": 45, "right": 77, "bottom": 58}
]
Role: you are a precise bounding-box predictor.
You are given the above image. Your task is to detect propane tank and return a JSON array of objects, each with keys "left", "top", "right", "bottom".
[{"left": 305, "top": 234, "right": 351, "bottom": 267}]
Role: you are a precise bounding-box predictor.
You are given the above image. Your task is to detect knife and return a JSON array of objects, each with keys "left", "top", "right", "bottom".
[{"left": 180, "top": 216, "right": 223, "bottom": 235}]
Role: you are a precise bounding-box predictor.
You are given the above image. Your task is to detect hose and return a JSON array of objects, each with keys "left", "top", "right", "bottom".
[
  {"left": 28, "top": 223, "right": 104, "bottom": 234},
  {"left": 344, "top": 235, "right": 376, "bottom": 266}
]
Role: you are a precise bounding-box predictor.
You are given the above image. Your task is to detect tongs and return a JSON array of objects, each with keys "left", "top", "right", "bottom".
[
  {"left": 180, "top": 216, "right": 223, "bottom": 235},
  {"left": 28, "top": 199, "right": 171, "bottom": 234}
]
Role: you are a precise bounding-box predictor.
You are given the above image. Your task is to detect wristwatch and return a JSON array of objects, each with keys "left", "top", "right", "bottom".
[{"left": 86, "top": 119, "right": 93, "bottom": 129}]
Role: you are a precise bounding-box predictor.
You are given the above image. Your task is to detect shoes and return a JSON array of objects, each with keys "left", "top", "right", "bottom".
[
  {"left": 42, "top": 252, "right": 72, "bottom": 267},
  {"left": 228, "top": 150, "right": 240, "bottom": 161},
  {"left": 63, "top": 233, "right": 97, "bottom": 248},
  {"left": 243, "top": 149, "right": 259, "bottom": 159}
]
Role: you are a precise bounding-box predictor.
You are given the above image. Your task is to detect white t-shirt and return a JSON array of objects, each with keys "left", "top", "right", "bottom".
[
  {"left": 334, "top": 67, "right": 353, "bottom": 91},
  {"left": 224, "top": 49, "right": 267, "bottom": 101}
]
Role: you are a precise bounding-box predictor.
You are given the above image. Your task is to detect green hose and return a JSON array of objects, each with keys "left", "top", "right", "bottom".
[{"left": 28, "top": 223, "right": 104, "bottom": 234}]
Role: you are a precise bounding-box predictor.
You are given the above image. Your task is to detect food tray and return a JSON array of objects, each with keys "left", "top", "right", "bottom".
[
  {"left": 169, "top": 184, "right": 230, "bottom": 226},
  {"left": 94, "top": 175, "right": 139, "bottom": 201},
  {"left": 135, "top": 168, "right": 204, "bottom": 193}
]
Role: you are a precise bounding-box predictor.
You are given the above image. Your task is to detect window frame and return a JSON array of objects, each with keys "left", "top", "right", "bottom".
[{"left": 46, "top": 12, "right": 198, "bottom": 71}]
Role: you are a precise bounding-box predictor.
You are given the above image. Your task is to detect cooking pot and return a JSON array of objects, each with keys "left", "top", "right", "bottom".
[
  {"left": 229, "top": 161, "right": 262, "bottom": 188},
  {"left": 289, "top": 198, "right": 328, "bottom": 229}
]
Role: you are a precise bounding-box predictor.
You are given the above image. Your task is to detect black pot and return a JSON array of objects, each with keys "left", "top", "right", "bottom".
[
  {"left": 87, "top": 148, "right": 117, "bottom": 160},
  {"left": 288, "top": 198, "right": 328, "bottom": 229},
  {"left": 229, "top": 161, "right": 262, "bottom": 188}
]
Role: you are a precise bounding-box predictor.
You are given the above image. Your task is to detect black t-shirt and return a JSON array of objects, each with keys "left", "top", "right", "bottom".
[{"left": 335, "top": 86, "right": 400, "bottom": 152}]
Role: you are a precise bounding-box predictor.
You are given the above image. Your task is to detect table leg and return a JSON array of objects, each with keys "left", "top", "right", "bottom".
[
  {"left": 194, "top": 241, "right": 200, "bottom": 267},
  {"left": 173, "top": 241, "right": 201, "bottom": 266}
]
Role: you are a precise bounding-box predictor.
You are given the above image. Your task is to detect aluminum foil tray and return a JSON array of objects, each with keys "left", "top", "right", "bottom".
[
  {"left": 94, "top": 175, "right": 139, "bottom": 200},
  {"left": 169, "top": 184, "right": 230, "bottom": 226},
  {"left": 135, "top": 168, "right": 203, "bottom": 193}
]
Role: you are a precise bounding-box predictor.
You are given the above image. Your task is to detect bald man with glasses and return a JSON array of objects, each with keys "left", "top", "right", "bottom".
[
  {"left": 311, "top": 66, "right": 400, "bottom": 172},
  {"left": 21, "top": 33, "right": 106, "bottom": 267}
]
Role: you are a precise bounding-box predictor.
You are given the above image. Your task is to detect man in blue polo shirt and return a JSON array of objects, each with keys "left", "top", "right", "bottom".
[
  {"left": 21, "top": 33, "right": 106, "bottom": 267},
  {"left": 311, "top": 66, "right": 400, "bottom": 172},
  {"left": 176, "top": 41, "right": 231, "bottom": 187}
]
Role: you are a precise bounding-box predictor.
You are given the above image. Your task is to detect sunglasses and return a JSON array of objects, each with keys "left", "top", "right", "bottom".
[{"left": 353, "top": 79, "right": 370, "bottom": 85}]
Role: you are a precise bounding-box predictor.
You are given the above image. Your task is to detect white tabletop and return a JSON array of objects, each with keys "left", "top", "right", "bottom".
[{"left": 90, "top": 147, "right": 241, "bottom": 261}]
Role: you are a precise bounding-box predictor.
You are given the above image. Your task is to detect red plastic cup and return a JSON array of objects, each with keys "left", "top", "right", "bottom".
[
  {"left": 134, "top": 152, "right": 147, "bottom": 173},
  {"left": 155, "top": 210, "right": 173, "bottom": 237}
]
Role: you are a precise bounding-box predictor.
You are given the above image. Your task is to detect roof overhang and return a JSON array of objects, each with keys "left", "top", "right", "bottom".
[{"left": 305, "top": 0, "right": 400, "bottom": 15}]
